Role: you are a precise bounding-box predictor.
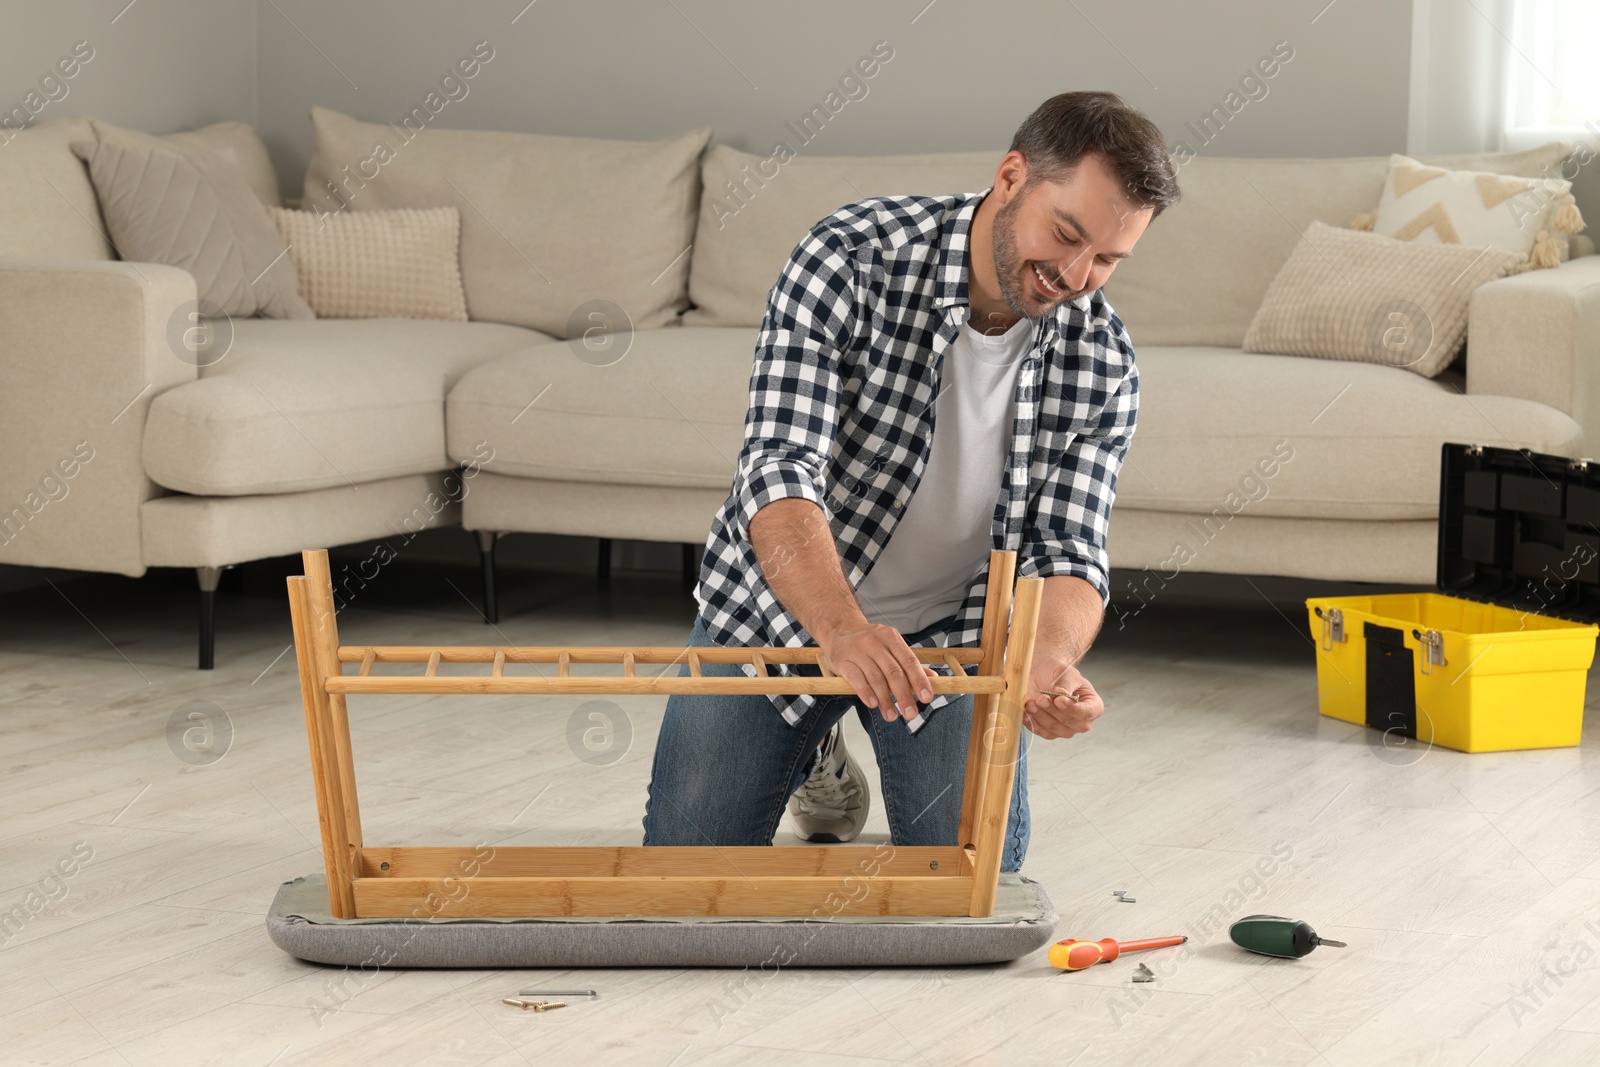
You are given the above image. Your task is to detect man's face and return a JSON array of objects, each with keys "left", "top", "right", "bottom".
[{"left": 991, "top": 153, "right": 1154, "bottom": 321}]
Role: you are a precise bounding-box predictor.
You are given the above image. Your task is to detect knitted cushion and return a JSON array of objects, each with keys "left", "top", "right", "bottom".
[
  {"left": 1243, "top": 222, "right": 1522, "bottom": 378},
  {"left": 269, "top": 205, "right": 468, "bottom": 321}
]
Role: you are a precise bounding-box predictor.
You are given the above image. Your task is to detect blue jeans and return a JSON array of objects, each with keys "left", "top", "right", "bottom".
[{"left": 641, "top": 614, "right": 1030, "bottom": 872}]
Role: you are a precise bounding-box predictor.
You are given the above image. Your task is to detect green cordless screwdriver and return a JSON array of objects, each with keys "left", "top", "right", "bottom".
[{"left": 1229, "top": 915, "right": 1348, "bottom": 959}]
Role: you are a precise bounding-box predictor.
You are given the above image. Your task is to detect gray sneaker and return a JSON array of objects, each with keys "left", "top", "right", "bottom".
[{"left": 788, "top": 722, "right": 870, "bottom": 843}]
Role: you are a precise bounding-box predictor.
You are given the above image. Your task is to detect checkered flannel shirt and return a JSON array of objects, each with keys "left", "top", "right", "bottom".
[{"left": 694, "top": 187, "right": 1139, "bottom": 733}]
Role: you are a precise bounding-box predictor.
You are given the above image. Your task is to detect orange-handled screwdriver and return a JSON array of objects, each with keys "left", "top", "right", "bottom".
[{"left": 1048, "top": 935, "right": 1187, "bottom": 971}]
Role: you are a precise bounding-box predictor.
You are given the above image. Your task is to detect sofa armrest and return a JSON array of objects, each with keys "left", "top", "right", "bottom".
[
  {"left": 0, "top": 257, "right": 197, "bottom": 576},
  {"left": 1467, "top": 255, "right": 1600, "bottom": 456}
]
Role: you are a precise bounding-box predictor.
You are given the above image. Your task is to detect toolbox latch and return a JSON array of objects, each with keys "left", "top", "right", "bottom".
[
  {"left": 1315, "top": 607, "right": 1345, "bottom": 649},
  {"left": 1412, "top": 628, "right": 1446, "bottom": 674}
]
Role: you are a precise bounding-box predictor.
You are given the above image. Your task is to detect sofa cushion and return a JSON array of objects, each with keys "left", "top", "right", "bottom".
[
  {"left": 1118, "top": 346, "right": 1583, "bottom": 521},
  {"left": 685, "top": 142, "right": 1572, "bottom": 341},
  {"left": 446, "top": 327, "right": 752, "bottom": 487},
  {"left": 1103, "top": 143, "right": 1573, "bottom": 349},
  {"left": 144, "top": 318, "right": 550, "bottom": 496},
  {"left": 0, "top": 117, "right": 112, "bottom": 260},
  {"left": 300, "top": 107, "right": 710, "bottom": 338},
  {"left": 684, "top": 144, "right": 998, "bottom": 328},
  {"left": 89, "top": 117, "right": 282, "bottom": 206}
]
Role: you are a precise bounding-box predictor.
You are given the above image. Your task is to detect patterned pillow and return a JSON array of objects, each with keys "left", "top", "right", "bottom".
[
  {"left": 1243, "top": 222, "right": 1522, "bottom": 378},
  {"left": 70, "top": 140, "right": 313, "bottom": 319},
  {"left": 1356, "top": 153, "right": 1584, "bottom": 270},
  {"left": 268, "top": 206, "right": 468, "bottom": 321}
]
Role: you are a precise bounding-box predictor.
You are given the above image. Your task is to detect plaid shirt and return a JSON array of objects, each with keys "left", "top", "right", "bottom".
[{"left": 694, "top": 187, "right": 1139, "bottom": 733}]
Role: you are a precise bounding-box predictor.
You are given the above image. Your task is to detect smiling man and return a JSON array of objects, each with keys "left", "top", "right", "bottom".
[{"left": 642, "top": 92, "right": 1179, "bottom": 870}]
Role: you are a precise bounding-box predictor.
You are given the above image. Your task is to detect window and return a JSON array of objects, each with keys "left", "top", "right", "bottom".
[{"left": 1505, "top": 0, "right": 1600, "bottom": 145}]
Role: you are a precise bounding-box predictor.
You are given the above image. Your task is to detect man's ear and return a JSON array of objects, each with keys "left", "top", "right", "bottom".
[{"left": 993, "top": 151, "right": 1030, "bottom": 200}]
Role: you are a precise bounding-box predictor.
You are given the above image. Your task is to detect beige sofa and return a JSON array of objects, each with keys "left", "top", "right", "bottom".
[{"left": 1, "top": 112, "right": 1594, "bottom": 666}]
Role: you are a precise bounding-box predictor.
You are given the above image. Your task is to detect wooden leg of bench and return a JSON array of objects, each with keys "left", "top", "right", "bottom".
[
  {"left": 957, "top": 551, "right": 1016, "bottom": 853},
  {"left": 968, "top": 574, "right": 1043, "bottom": 917},
  {"left": 288, "top": 550, "right": 363, "bottom": 918}
]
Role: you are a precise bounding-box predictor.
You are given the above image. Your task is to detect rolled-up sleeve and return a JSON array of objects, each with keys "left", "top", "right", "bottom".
[
  {"left": 1017, "top": 336, "right": 1139, "bottom": 604},
  {"left": 728, "top": 225, "right": 859, "bottom": 543}
]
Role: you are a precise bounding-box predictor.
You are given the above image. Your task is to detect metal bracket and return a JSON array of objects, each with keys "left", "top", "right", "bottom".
[
  {"left": 1413, "top": 628, "right": 1446, "bottom": 674},
  {"left": 1316, "top": 607, "right": 1345, "bottom": 649}
]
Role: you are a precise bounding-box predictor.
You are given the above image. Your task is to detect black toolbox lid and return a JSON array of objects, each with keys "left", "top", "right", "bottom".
[{"left": 1438, "top": 443, "right": 1600, "bottom": 623}]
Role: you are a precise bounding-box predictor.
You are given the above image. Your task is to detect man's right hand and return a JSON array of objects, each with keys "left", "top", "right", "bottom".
[{"left": 818, "top": 620, "right": 938, "bottom": 723}]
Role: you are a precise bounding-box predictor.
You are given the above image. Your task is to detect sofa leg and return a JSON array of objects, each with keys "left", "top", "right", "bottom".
[
  {"left": 197, "top": 566, "right": 222, "bottom": 670},
  {"left": 683, "top": 543, "right": 696, "bottom": 585},
  {"left": 598, "top": 537, "right": 612, "bottom": 586},
  {"left": 474, "top": 530, "right": 500, "bottom": 624}
]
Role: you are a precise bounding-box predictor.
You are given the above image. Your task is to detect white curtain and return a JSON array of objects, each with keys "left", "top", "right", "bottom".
[{"left": 1408, "top": 0, "right": 1600, "bottom": 154}]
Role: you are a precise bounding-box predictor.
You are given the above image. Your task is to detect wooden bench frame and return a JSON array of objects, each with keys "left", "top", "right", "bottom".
[{"left": 287, "top": 547, "right": 1042, "bottom": 919}]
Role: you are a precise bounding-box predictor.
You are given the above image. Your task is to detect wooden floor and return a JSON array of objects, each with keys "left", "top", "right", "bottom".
[{"left": 5, "top": 554, "right": 1600, "bottom": 1067}]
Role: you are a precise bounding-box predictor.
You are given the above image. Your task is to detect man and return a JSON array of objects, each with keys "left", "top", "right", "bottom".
[{"left": 641, "top": 91, "right": 1178, "bottom": 871}]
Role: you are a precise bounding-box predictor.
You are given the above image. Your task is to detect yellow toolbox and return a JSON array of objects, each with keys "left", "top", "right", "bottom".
[{"left": 1306, "top": 443, "right": 1600, "bottom": 753}]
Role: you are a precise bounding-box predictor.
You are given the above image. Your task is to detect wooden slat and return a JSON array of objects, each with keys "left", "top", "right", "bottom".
[
  {"left": 558, "top": 651, "right": 570, "bottom": 677},
  {"left": 816, "top": 653, "right": 834, "bottom": 678},
  {"left": 492, "top": 650, "right": 505, "bottom": 678},
  {"left": 969, "top": 575, "right": 1043, "bottom": 917},
  {"left": 352, "top": 874, "right": 975, "bottom": 918},
  {"left": 622, "top": 650, "right": 635, "bottom": 676},
  {"left": 943, "top": 651, "right": 965, "bottom": 675},
  {"left": 287, "top": 577, "right": 355, "bottom": 918},
  {"left": 958, "top": 551, "right": 1017, "bottom": 858},
  {"left": 425, "top": 651, "right": 441, "bottom": 677},
  {"left": 687, "top": 650, "right": 702, "bottom": 677},
  {"left": 357, "top": 844, "right": 967, "bottom": 879},
  {"left": 358, "top": 649, "right": 375, "bottom": 676},
  {"left": 290, "top": 557, "right": 364, "bottom": 920},
  {"left": 337, "top": 645, "right": 986, "bottom": 666},
  {"left": 751, "top": 651, "right": 767, "bottom": 677},
  {"left": 326, "top": 674, "right": 1005, "bottom": 696}
]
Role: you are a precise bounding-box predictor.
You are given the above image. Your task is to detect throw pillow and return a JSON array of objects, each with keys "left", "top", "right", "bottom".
[
  {"left": 70, "top": 140, "right": 313, "bottom": 319},
  {"left": 1354, "top": 153, "right": 1585, "bottom": 270},
  {"left": 88, "top": 118, "right": 282, "bottom": 207},
  {"left": 1242, "top": 221, "right": 1522, "bottom": 377},
  {"left": 268, "top": 205, "right": 469, "bottom": 321}
]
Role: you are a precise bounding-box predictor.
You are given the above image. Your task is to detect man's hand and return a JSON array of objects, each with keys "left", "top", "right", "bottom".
[
  {"left": 1021, "top": 657, "right": 1104, "bottom": 739},
  {"left": 818, "top": 620, "right": 937, "bottom": 724}
]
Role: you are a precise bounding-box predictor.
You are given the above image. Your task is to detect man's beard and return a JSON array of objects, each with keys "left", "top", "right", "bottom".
[{"left": 991, "top": 186, "right": 1083, "bottom": 322}]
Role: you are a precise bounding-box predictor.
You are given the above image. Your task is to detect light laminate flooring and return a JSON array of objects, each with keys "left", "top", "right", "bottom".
[{"left": 4, "top": 554, "right": 1600, "bottom": 1067}]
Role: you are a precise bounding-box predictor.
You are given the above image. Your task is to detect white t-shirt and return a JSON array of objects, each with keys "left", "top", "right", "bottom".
[{"left": 853, "top": 312, "right": 1033, "bottom": 633}]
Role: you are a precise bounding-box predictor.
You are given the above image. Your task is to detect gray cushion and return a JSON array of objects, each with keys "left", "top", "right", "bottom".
[
  {"left": 266, "top": 872, "right": 1059, "bottom": 967},
  {"left": 70, "top": 139, "right": 313, "bottom": 319}
]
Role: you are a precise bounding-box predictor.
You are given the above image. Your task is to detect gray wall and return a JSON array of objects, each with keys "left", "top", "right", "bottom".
[
  {"left": 252, "top": 0, "right": 1413, "bottom": 199},
  {"left": 0, "top": 0, "right": 254, "bottom": 137},
  {"left": 0, "top": 0, "right": 1415, "bottom": 581}
]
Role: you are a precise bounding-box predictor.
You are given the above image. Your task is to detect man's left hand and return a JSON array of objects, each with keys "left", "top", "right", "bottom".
[{"left": 1021, "top": 658, "right": 1104, "bottom": 740}]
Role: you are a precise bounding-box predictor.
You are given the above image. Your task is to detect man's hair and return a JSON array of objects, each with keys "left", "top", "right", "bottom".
[{"left": 1008, "top": 91, "right": 1180, "bottom": 217}]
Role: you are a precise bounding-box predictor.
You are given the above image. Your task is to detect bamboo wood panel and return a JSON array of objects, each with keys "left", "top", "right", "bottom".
[
  {"left": 324, "top": 675, "right": 1005, "bottom": 696},
  {"left": 350, "top": 875, "right": 977, "bottom": 918},
  {"left": 356, "top": 845, "right": 970, "bottom": 879},
  {"left": 335, "top": 645, "right": 987, "bottom": 664}
]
